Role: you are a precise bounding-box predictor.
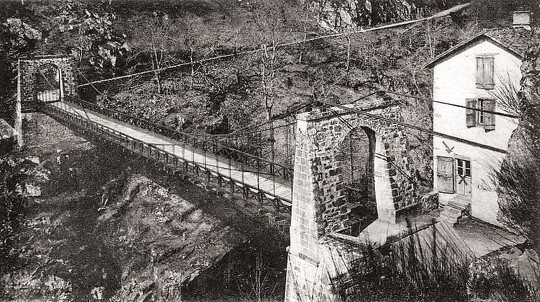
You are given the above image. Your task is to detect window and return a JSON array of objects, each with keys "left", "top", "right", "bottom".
[
  {"left": 456, "top": 158, "right": 472, "bottom": 195},
  {"left": 456, "top": 159, "right": 471, "bottom": 178},
  {"left": 465, "top": 98, "right": 496, "bottom": 131},
  {"left": 476, "top": 56, "right": 495, "bottom": 89}
]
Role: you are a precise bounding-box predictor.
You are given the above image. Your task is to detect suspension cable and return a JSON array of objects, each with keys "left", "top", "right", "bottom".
[
  {"left": 77, "top": 4, "right": 470, "bottom": 88},
  {"left": 385, "top": 91, "right": 519, "bottom": 118},
  {"left": 318, "top": 100, "right": 507, "bottom": 154}
]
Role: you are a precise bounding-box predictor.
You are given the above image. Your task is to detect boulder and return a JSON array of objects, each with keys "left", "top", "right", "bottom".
[
  {"left": 6, "top": 18, "right": 42, "bottom": 41},
  {"left": 0, "top": 119, "right": 15, "bottom": 154},
  {"left": 0, "top": 118, "right": 15, "bottom": 140},
  {"left": 24, "top": 183, "right": 42, "bottom": 197},
  {"left": 25, "top": 156, "right": 41, "bottom": 165},
  {"left": 159, "top": 112, "right": 188, "bottom": 130}
]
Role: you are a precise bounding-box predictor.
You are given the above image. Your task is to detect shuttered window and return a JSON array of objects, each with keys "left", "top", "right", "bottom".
[
  {"left": 437, "top": 156, "right": 454, "bottom": 194},
  {"left": 466, "top": 98, "right": 496, "bottom": 130},
  {"left": 482, "top": 99, "right": 496, "bottom": 131},
  {"left": 476, "top": 57, "right": 495, "bottom": 89},
  {"left": 476, "top": 98, "right": 496, "bottom": 130},
  {"left": 466, "top": 99, "right": 477, "bottom": 128}
]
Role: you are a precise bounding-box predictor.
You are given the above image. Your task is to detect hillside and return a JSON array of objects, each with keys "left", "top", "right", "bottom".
[{"left": 1, "top": 0, "right": 540, "bottom": 301}]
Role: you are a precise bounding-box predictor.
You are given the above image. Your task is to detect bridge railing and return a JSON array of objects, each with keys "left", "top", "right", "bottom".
[
  {"left": 65, "top": 97, "right": 294, "bottom": 181},
  {"left": 42, "top": 101, "right": 292, "bottom": 210}
]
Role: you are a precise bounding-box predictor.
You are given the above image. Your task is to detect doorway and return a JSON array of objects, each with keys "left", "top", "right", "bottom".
[
  {"left": 35, "top": 63, "right": 62, "bottom": 103},
  {"left": 338, "top": 126, "right": 377, "bottom": 235}
]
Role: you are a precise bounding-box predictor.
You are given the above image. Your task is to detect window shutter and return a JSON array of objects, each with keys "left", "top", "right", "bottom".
[
  {"left": 485, "top": 57, "right": 495, "bottom": 88},
  {"left": 476, "top": 57, "right": 495, "bottom": 89},
  {"left": 437, "top": 156, "right": 454, "bottom": 194},
  {"left": 483, "top": 99, "right": 496, "bottom": 131},
  {"left": 466, "top": 99, "right": 477, "bottom": 128},
  {"left": 476, "top": 57, "right": 484, "bottom": 88}
]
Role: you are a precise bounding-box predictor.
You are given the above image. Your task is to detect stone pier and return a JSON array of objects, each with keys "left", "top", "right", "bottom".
[{"left": 285, "top": 103, "right": 422, "bottom": 301}]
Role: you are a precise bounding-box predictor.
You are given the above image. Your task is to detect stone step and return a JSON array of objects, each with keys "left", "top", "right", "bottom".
[
  {"left": 440, "top": 197, "right": 471, "bottom": 224},
  {"left": 444, "top": 207, "right": 463, "bottom": 215},
  {"left": 441, "top": 210, "right": 461, "bottom": 219},
  {"left": 441, "top": 212, "right": 461, "bottom": 224},
  {"left": 448, "top": 195, "right": 471, "bottom": 209}
]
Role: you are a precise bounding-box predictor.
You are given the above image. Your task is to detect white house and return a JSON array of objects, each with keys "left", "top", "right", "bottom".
[{"left": 425, "top": 26, "right": 533, "bottom": 226}]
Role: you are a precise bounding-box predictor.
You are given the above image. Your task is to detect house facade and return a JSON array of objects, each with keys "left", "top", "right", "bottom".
[{"left": 426, "top": 28, "right": 532, "bottom": 226}]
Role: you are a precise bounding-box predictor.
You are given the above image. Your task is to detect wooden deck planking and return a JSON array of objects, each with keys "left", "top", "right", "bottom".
[{"left": 51, "top": 101, "right": 293, "bottom": 203}]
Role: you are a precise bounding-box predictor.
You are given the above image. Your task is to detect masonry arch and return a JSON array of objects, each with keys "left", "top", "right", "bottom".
[
  {"left": 336, "top": 126, "right": 377, "bottom": 235},
  {"left": 18, "top": 56, "right": 76, "bottom": 107},
  {"left": 287, "top": 105, "right": 424, "bottom": 302},
  {"left": 290, "top": 105, "right": 414, "bottom": 245},
  {"left": 329, "top": 116, "right": 398, "bottom": 234},
  {"left": 35, "top": 63, "right": 63, "bottom": 103}
]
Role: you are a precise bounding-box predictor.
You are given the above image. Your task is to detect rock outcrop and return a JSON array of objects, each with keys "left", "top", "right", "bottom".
[
  {"left": 97, "top": 175, "right": 247, "bottom": 301},
  {"left": 0, "top": 118, "right": 15, "bottom": 154},
  {"left": 306, "top": 0, "right": 421, "bottom": 31}
]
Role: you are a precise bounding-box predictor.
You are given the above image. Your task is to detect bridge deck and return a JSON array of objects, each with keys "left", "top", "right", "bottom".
[{"left": 48, "top": 101, "right": 293, "bottom": 205}]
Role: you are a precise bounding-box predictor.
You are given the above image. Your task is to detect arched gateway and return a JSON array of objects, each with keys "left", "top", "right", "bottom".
[
  {"left": 18, "top": 55, "right": 76, "bottom": 106},
  {"left": 14, "top": 55, "right": 76, "bottom": 147},
  {"left": 285, "top": 102, "right": 423, "bottom": 302}
]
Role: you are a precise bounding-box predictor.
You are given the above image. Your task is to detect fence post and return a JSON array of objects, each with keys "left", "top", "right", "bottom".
[
  {"left": 271, "top": 123, "right": 276, "bottom": 198},
  {"left": 182, "top": 135, "right": 187, "bottom": 172},
  {"left": 192, "top": 140, "right": 196, "bottom": 175},
  {"left": 203, "top": 141, "right": 207, "bottom": 170},
  {"left": 229, "top": 154, "right": 233, "bottom": 192},
  {"left": 257, "top": 158, "right": 260, "bottom": 191},
  {"left": 241, "top": 158, "right": 245, "bottom": 185},
  {"left": 14, "top": 60, "right": 23, "bottom": 149}
]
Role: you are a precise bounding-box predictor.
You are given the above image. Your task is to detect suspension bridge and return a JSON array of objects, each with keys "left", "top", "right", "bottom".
[
  {"left": 8, "top": 2, "right": 488, "bottom": 225},
  {"left": 40, "top": 96, "right": 294, "bottom": 211}
]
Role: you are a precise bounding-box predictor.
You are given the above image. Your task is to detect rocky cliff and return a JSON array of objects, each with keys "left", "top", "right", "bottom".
[{"left": 306, "top": 0, "right": 422, "bottom": 31}]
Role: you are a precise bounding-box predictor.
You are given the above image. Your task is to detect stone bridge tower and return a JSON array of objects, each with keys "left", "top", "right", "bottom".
[
  {"left": 15, "top": 55, "right": 76, "bottom": 147},
  {"left": 285, "top": 102, "right": 423, "bottom": 301}
]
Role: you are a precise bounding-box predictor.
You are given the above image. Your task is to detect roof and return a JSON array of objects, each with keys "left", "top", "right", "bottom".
[
  {"left": 454, "top": 218, "right": 526, "bottom": 258},
  {"left": 424, "top": 28, "right": 533, "bottom": 68}
]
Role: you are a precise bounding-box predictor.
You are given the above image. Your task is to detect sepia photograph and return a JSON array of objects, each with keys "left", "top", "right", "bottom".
[{"left": 0, "top": 0, "right": 539, "bottom": 301}]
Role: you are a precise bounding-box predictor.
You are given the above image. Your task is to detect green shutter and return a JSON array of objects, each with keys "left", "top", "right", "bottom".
[
  {"left": 437, "top": 156, "right": 454, "bottom": 193},
  {"left": 466, "top": 99, "right": 477, "bottom": 128}
]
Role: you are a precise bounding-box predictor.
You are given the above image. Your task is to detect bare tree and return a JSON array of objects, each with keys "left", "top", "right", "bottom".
[
  {"left": 148, "top": 12, "right": 172, "bottom": 94},
  {"left": 493, "top": 43, "right": 540, "bottom": 255},
  {"left": 260, "top": 43, "right": 277, "bottom": 121}
]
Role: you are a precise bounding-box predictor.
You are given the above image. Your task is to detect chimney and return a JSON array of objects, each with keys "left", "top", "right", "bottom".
[{"left": 513, "top": 10, "right": 532, "bottom": 30}]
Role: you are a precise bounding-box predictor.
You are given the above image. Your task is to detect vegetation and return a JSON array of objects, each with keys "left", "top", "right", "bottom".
[
  {"left": 327, "top": 222, "right": 470, "bottom": 301},
  {"left": 495, "top": 41, "right": 540, "bottom": 255},
  {"left": 0, "top": 157, "right": 29, "bottom": 274},
  {"left": 329, "top": 222, "right": 539, "bottom": 301},
  {"left": 1, "top": 0, "right": 540, "bottom": 301}
]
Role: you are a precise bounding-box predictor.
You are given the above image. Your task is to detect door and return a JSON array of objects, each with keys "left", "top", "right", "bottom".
[
  {"left": 455, "top": 159, "right": 472, "bottom": 195},
  {"left": 437, "top": 156, "right": 454, "bottom": 193}
]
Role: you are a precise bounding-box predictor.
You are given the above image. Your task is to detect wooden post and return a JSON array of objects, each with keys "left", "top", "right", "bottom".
[
  {"left": 14, "top": 59, "right": 23, "bottom": 149},
  {"left": 59, "top": 68, "right": 65, "bottom": 101}
]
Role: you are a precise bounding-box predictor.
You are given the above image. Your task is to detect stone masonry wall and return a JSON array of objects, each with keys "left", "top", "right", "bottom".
[
  {"left": 285, "top": 101, "right": 426, "bottom": 302},
  {"left": 293, "top": 103, "right": 421, "bottom": 235},
  {"left": 19, "top": 56, "right": 76, "bottom": 104}
]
